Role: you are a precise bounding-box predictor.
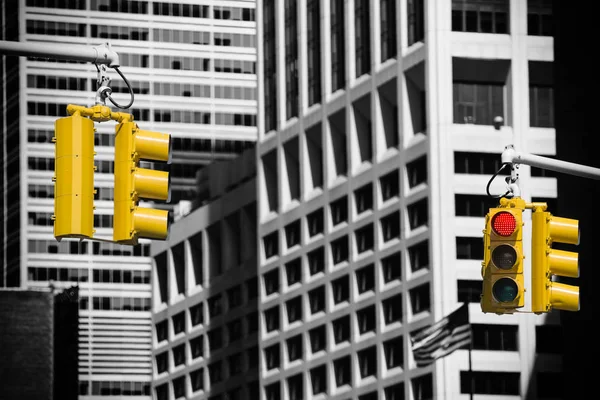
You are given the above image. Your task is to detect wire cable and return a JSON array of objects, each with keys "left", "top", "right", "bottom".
[
  {"left": 486, "top": 162, "right": 512, "bottom": 198},
  {"left": 106, "top": 66, "right": 134, "bottom": 109}
]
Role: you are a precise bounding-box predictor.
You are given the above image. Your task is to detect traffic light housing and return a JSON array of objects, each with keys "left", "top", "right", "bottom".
[
  {"left": 113, "top": 121, "right": 171, "bottom": 245},
  {"left": 481, "top": 198, "right": 526, "bottom": 314},
  {"left": 53, "top": 113, "right": 96, "bottom": 240},
  {"left": 531, "top": 207, "right": 579, "bottom": 313}
]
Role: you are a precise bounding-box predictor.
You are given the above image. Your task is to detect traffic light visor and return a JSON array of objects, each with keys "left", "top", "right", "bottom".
[
  {"left": 493, "top": 278, "right": 518, "bottom": 302},
  {"left": 492, "top": 211, "right": 516, "bottom": 236}
]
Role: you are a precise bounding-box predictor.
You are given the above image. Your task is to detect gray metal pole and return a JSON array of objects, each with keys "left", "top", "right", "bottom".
[
  {"left": 0, "top": 40, "right": 120, "bottom": 67},
  {"left": 502, "top": 145, "right": 600, "bottom": 180}
]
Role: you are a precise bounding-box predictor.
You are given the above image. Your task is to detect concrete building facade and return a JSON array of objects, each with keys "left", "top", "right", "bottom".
[
  {"left": 255, "top": 0, "right": 560, "bottom": 399},
  {"left": 1, "top": 1, "right": 257, "bottom": 398}
]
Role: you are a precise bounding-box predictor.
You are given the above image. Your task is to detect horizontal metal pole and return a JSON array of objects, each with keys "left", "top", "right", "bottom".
[
  {"left": 502, "top": 145, "right": 600, "bottom": 180},
  {"left": 0, "top": 40, "right": 119, "bottom": 67}
]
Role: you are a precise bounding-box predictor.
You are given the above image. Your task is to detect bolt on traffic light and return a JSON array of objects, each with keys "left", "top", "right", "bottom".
[
  {"left": 481, "top": 197, "right": 526, "bottom": 314},
  {"left": 113, "top": 121, "right": 171, "bottom": 245},
  {"left": 531, "top": 205, "right": 579, "bottom": 313},
  {"left": 53, "top": 112, "right": 97, "bottom": 240}
]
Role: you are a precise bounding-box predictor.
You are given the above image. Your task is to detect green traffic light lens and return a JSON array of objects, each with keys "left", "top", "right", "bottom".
[
  {"left": 492, "top": 244, "right": 517, "bottom": 270},
  {"left": 492, "top": 278, "right": 518, "bottom": 302}
]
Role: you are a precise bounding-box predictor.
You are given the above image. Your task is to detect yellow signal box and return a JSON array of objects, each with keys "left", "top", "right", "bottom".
[
  {"left": 531, "top": 205, "right": 580, "bottom": 313},
  {"left": 481, "top": 197, "right": 526, "bottom": 314},
  {"left": 53, "top": 113, "right": 96, "bottom": 240},
  {"left": 113, "top": 121, "right": 171, "bottom": 245}
]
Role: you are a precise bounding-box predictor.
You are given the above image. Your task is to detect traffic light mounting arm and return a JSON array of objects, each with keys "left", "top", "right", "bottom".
[{"left": 0, "top": 40, "right": 119, "bottom": 67}]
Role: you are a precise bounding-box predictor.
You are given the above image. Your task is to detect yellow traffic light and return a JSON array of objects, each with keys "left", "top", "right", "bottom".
[
  {"left": 53, "top": 113, "right": 96, "bottom": 240},
  {"left": 531, "top": 206, "right": 579, "bottom": 313},
  {"left": 113, "top": 121, "right": 171, "bottom": 245},
  {"left": 481, "top": 197, "right": 526, "bottom": 314}
]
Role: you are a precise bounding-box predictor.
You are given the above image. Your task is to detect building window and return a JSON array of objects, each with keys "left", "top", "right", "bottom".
[
  {"left": 173, "top": 344, "right": 186, "bottom": 366},
  {"left": 410, "top": 283, "right": 431, "bottom": 314},
  {"left": 412, "top": 373, "right": 434, "bottom": 399},
  {"left": 452, "top": 0, "right": 509, "bottom": 33},
  {"left": 408, "top": 240, "right": 429, "bottom": 273},
  {"left": 227, "top": 285, "right": 243, "bottom": 309},
  {"left": 308, "top": 246, "right": 325, "bottom": 275},
  {"left": 307, "top": 0, "right": 322, "bottom": 105},
  {"left": 333, "top": 315, "right": 351, "bottom": 344},
  {"left": 330, "top": 196, "right": 348, "bottom": 227},
  {"left": 382, "top": 252, "right": 402, "bottom": 283},
  {"left": 208, "top": 295, "right": 222, "bottom": 318},
  {"left": 309, "top": 325, "right": 327, "bottom": 353},
  {"left": 263, "top": 0, "right": 278, "bottom": 132},
  {"left": 331, "top": 0, "right": 346, "bottom": 91},
  {"left": 264, "top": 268, "right": 280, "bottom": 296},
  {"left": 381, "top": 210, "right": 401, "bottom": 241},
  {"left": 265, "top": 306, "right": 280, "bottom": 332},
  {"left": 407, "top": 0, "right": 425, "bottom": 45},
  {"left": 381, "top": 0, "right": 397, "bottom": 61},
  {"left": 355, "top": 0, "right": 371, "bottom": 77},
  {"left": 285, "top": 0, "right": 299, "bottom": 119},
  {"left": 355, "top": 183, "right": 373, "bottom": 214},
  {"left": 383, "top": 294, "right": 403, "bottom": 324},
  {"left": 190, "top": 368, "right": 204, "bottom": 392},
  {"left": 286, "top": 258, "right": 302, "bottom": 286},
  {"left": 453, "top": 82, "right": 504, "bottom": 125},
  {"left": 156, "top": 320, "right": 168, "bottom": 343},
  {"left": 173, "top": 376, "right": 185, "bottom": 399},
  {"left": 356, "top": 264, "right": 375, "bottom": 294},
  {"left": 407, "top": 155, "right": 427, "bottom": 188},
  {"left": 208, "top": 361, "right": 222, "bottom": 385},
  {"left": 265, "top": 382, "right": 281, "bottom": 400},
  {"left": 331, "top": 235, "right": 349, "bottom": 264},
  {"left": 408, "top": 198, "right": 428, "bottom": 230},
  {"left": 263, "top": 231, "right": 279, "bottom": 259},
  {"left": 286, "top": 296, "right": 303, "bottom": 323},
  {"left": 460, "top": 371, "right": 520, "bottom": 395},
  {"left": 456, "top": 237, "right": 484, "bottom": 260},
  {"left": 537, "top": 372, "right": 561, "bottom": 398},
  {"left": 285, "top": 219, "right": 301, "bottom": 248},
  {"left": 307, "top": 208, "right": 324, "bottom": 237},
  {"left": 228, "top": 319, "right": 243, "bottom": 343},
  {"left": 530, "top": 85, "right": 554, "bottom": 127},
  {"left": 454, "top": 152, "right": 507, "bottom": 175},
  {"left": 247, "top": 311, "right": 259, "bottom": 334},
  {"left": 380, "top": 169, "right": 400, "bottom": 201},
  {"left": 265, "top": 343, "right": 280, "bottom": 370},
  {"left": 287, "top": 374, "right": 303, "bottom": 400},
  {"left": 207, "top": 328, "right": 223, "bottom": 352},
  {"left": 356, "top": 224, "right": 374, "bottom": 254},
  {"left": 455, "top": 194, "right": 498, "bottom": 217},
  {"left": 528, "top": 0, "right": 553, "bottom": 36},
  {"left": 457, "top": 280, "right": 483, "bottom": 303},
  {"left": 357, "top": 305, "right": 376, "bottom": 334},
  {"left": 156, "top": 352, "right": 168, "bottom": 374},
  {"left": 246, "top": 277, "right": 258, "bottom": 300},
  {"left": 358, "top": 346, "right": 377, "bottom": 378},
  {"left": 332, "top": 275, "right": 350, "bottom": 304},
  {"left": 309, "top": 286, "right": 326, "bottom": 314},
  {"left": 384, "top": 337, "right": 404, "bottom": 369},
  {"left": 287, "top": 334, "right": 303, "bottom": 362},
  {"left": 310, "top": 364, "right": 327, "bottom": 395},
  {"left": 173, "top": 312, "right": 185, "bottom": 335},
  {"left": 334, "top": 355, "right": 351, "bottom": 387},
  {"left": 190, "top": 303, "right": 203, "bottom": 326},
  {"left": 190, "top": 335, "right": 203, "bottom": 359},
  {"left": 385, "top": 383, "right": 405, "bottom": 400},
  {"left": 472, "top": 324, "right": 518, "bottom": 351},
  {"left": 156, "top": 383, "right": 169, "bottom": 400}
]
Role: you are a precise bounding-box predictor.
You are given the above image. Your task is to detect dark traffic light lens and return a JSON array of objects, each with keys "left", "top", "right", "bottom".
[
  {"left": 492, "top": 278, "right": 518, "bottom": 302},
  {"left": 491, "top": 211, "right": 516, "bottom": 236},
  {"left": 492, "top": 244, "right": 517, "bottom": 270}
]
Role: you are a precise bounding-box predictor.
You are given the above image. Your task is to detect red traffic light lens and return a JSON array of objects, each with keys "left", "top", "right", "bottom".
[{"left": 491, "top": 211, "right": 516, "bottom": 236}]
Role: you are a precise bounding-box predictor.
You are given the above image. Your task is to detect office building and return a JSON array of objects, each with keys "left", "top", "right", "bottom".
[
  {"left": 255, "top": 0, "right": 559, "bottom": 399},
  {"left": 150, "top": 149, "right": 258, "bottom": 400},
  {"left": 0, "top": 1, "right": 257, "bottom": 398}
]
